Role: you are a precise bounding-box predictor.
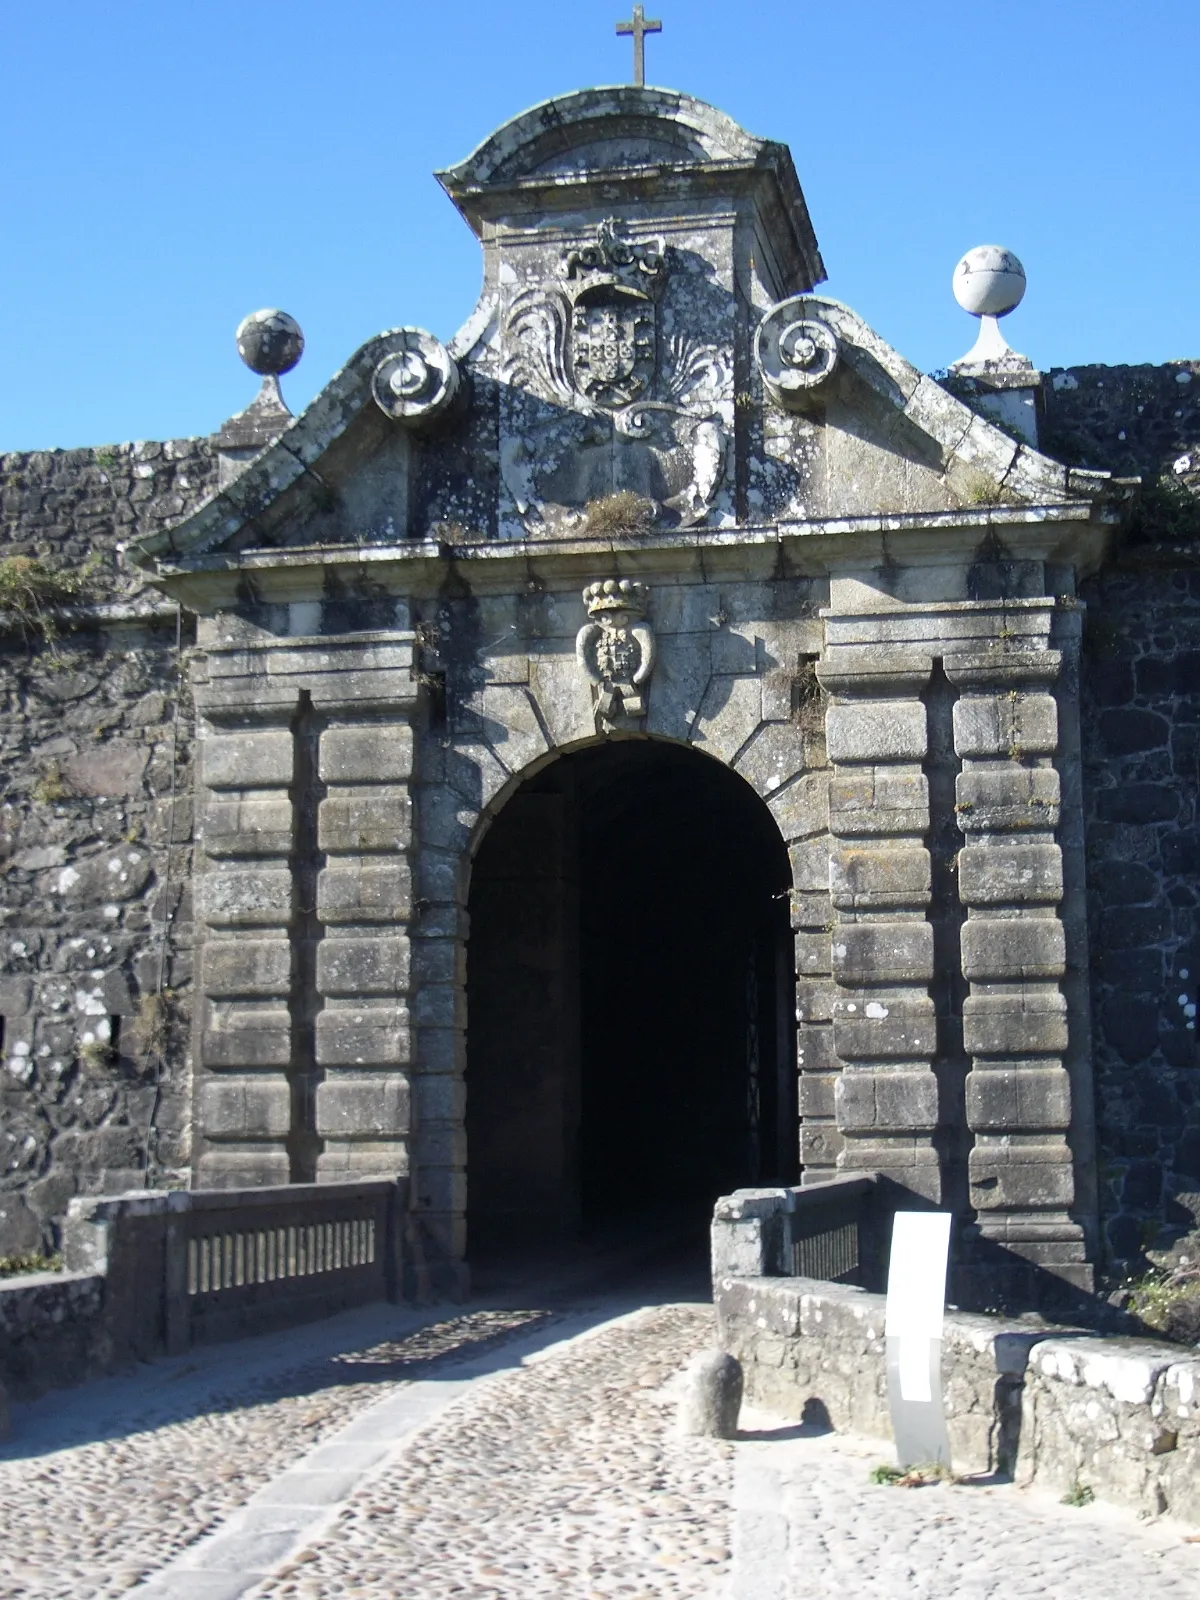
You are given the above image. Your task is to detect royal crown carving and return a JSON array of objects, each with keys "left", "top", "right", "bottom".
[
  {"left": 576, "top": 579, "right": 656, "bottom": 728},
  {"left": 562, "top": 217, "right": 667, "bottom": 292}
]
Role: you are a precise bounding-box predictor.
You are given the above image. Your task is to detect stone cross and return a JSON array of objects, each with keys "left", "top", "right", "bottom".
[{"left": 616, "top": 5, "right": 662, "bottom": 87}]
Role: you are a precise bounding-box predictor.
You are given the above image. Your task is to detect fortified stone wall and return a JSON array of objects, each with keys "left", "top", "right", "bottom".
[
  {"left": 1040, "top": 363, "right": 1200, "bottom": 1271},
  {"left": 0, "top": 439, "right": 216, "bottom": 1254}
]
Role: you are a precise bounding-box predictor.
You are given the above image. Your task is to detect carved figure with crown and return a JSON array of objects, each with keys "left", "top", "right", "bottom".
[{"left": 575, "top": 579, "right": 656, "bottom": 728}]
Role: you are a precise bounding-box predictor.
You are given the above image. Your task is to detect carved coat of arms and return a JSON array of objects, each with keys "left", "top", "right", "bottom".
[
  {"left": 498, "top": 217, "right": 731, "bottom": 539},
  {"left": 570, "top": 292, "right": 655, "bottom": 408},
  {"left": 576, "top": 579, "right": 656, "bottom": 728}
]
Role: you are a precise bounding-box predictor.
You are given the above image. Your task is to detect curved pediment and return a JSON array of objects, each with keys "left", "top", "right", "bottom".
[
  {"left": 436, "top": 86, "right": 825, "bottom": 294},
  {"left": 439, "top": 86, "right": 770, "bottom": 188}
]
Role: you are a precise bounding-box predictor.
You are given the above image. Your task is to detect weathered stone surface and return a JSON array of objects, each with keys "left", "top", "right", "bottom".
[
  {"left": 835, "top": 1065, "right": 939, "bottom": 1130},
  {"left": 319, "top": 724, "right": 414, "bottom": 785},
  {"left": 831, "top": 921, "right": 934, "bottom": 986},
  {"left": 765, "top": 770, "right": 829, "bottom": 842},
  {"left": 825, "top": 702, "right": 926, "bottom": 764},
  {"left": 317, "top": 861, "right": 412, "bottom": 924},
  {"left": 832, "top": 996, "right": 937, "bottom": 1060},
  {"left": 717, "top": 1270, "right": 1200, "bottom": 1521},
  {"left": 677, "top": 1348, "right": 743, "bottom": 1438},
  {"left": 198, "top": 1076, "right": 291, "bottom": 1138},
  {"left": 968, "top": 1142, "right": 1076, "bottom": 1209},
  {"left": 955, "top": 766, "right": 1061, "bottom": 833},
  {"left": 962, "top": 989, "right": 1069, "bottom": 1056},
  {"left": 199, "top": 868, "right": 292, "bottom": 927},
  {"left": 201, "top": 1018, "right": 292, "bottom": 1069},
  {"left": 315, "top": 1007, "right": 411, "bottom": 1066},
  {"left": 203, "top": 797, "right": 295, "bottom": 857},
  {"left": 965, "top": 1064, "right": 1072, "bottom": 1131},
  {"left": 828, "top": 767, "right": 929, "bottom": 836},
  {"left": 202, "top": 730, "right": 294, "bottom": 790},
  {"left": 957, "top": 843, "right": 1063, "bottom": 905},
  {"left": 953, "top": 693, "right": 1058, "bottom": 758},
  {"left": 316, "top": 936, "right": 411, "bottom": 997},
  {"left": 201, "top": 939, "right": 293, "bottom": 998},
  {"left": 829, "top": 845, "right": 930, "bottom": 909},
  {"left": 62, "top": 740, "right": 150, "bottom": 798},
  {"left": 318, "top": 796, "right": 413, "bottom": 855},
  {"left": 960, "top": 916, "right": 1066, "bottom": 981},
  {"left": 315, "top": 1074, "right": 411, "bottom": 1138}
]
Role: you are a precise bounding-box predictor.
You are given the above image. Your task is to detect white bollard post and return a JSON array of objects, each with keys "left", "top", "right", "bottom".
[{"left": 884, "top": 1211, "right": 953, "bottom": 1468}]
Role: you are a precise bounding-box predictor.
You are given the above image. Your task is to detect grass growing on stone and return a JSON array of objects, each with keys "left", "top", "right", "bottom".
[
  {"left": 31, "top": 761, "right": 73, "bottom": 803},
  {"left": 792, "top": 657, "right": 826, "bottom": 737},
  {"left": 1125, "top": 1265, "right": 1200, "bottom": 1344},
  {"left": 1061, "top": 1482, "right": 1095, "bottom": 1507},
  {"left": 870, "top": 1462, "right": 953, "bottom": 1488},
  {"left": 581, "top": 492, "right": 657, "bottom": 539},
  {"left": 0, "top": 1251, "right": 64, "bottom": 1278},
  {"left": 0, "top": 553, "right": 99, "bottom": 651},
  {"left": 1125, "top": 472, "right": 1200, "bottom": 547},
  {"left": 77, "top": 1038, "right": 115, "bottom": 1071}
]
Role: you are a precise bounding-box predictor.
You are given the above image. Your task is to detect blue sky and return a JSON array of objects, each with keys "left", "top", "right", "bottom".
[{"left": 1, "top": 0, "right": 1197, "bottom": 452}]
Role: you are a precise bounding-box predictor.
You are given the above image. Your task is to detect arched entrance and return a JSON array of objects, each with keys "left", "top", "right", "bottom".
[{"left": 465, "top": 739, "right": 796, "bottom": 1259}]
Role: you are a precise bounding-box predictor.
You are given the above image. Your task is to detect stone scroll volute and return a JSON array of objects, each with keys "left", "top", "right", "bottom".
[
  {"left": 755, "top": 298, "right": 840, "bottom": 412},
  {"left": 372, "top": 328, "right": 461, "bottom": 428}
]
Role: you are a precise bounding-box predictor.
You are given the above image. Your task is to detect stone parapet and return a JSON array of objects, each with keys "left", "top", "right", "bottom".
[{"left": 715, "top": 1272, "right": 1200, "bottom": 1525}]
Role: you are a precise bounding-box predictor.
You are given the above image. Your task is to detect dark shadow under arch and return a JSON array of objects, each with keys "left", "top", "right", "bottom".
[{"left": 465, "top": 738, "right": 796, "bottom": 1260}]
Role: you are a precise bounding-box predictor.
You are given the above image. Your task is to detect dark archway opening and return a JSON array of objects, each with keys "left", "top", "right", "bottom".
[{"left": 465, "top": 739, "right": 797, "bottom": 1264}]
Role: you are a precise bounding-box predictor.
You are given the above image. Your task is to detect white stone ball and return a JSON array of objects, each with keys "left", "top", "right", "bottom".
[{"left": 952, "top": 246, "right": 1026, "bottom": 318}]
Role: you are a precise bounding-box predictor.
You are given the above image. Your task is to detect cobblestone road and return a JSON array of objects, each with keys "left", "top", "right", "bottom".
[{"left": 1, "top": 1291, "right": 1199, "bottom": 1599}]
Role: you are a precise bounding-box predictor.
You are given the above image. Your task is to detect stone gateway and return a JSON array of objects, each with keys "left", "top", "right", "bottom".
[{"left": 3, "top": 83, "right": 1199, "bottom": 1311}]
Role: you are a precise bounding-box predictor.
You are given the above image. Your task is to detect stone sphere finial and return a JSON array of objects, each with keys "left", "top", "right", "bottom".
[
  {"left": 952, "top": 246, "right": 1026, "bottom": 319},
  {"left": 236, "top": 309, "right": 305, "bottom": 377},
  {"left": 950, "top": 247, "right": 1032, "bottom": 374}
]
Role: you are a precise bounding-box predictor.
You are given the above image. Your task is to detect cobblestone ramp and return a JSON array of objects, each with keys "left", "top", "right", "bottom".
[
  {"left": 252, "top": 1304, "right": 731, "bottom": 1600},
  {"left": 0, "top": 1308, "right": 551, "bottom": 1600},
  {"left": 3, "top": 1300, "right": 1200, "bottom": 1599}
]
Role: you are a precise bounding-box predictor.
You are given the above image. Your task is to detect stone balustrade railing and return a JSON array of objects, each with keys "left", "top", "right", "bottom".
[
  {"left": 711, "top": 1174, "right": 893, "bottom": 1290},
  {"left": 0, "top": 1178, "right": 409, "bottom": 1402}
]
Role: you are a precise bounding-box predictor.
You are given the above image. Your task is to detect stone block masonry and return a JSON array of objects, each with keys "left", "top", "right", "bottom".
[
  {"left": 948, "top": 647, "right": 1089, "bottom": 1295},
  {"left": 0, "top": 437, "right": 217, "bottom": 1255},
  {"left": 818, "top": 644, "right": 941, "bottom": 1202},
  {"left": 717, "top": 1272, "right": 1200, "bottom": 1526}
]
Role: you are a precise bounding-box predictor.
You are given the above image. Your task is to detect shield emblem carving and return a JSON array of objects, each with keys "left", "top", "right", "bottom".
[{"left": 569, "top": 289, "right": 656, "bottom": 408}]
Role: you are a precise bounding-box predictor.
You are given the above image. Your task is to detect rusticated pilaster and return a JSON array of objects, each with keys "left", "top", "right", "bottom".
[
  {"left": 314, "top": 722, "right": 415, "bottom": 1181},
  {"left": 818, "top": 646, "right": 942, "bottom": 1203},
  {"left": 947, "top": 648, "right": 1089, "bottom": 1293},
  {"left": 195, "top": 720, "right": 297, "bottom": 1187}
]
